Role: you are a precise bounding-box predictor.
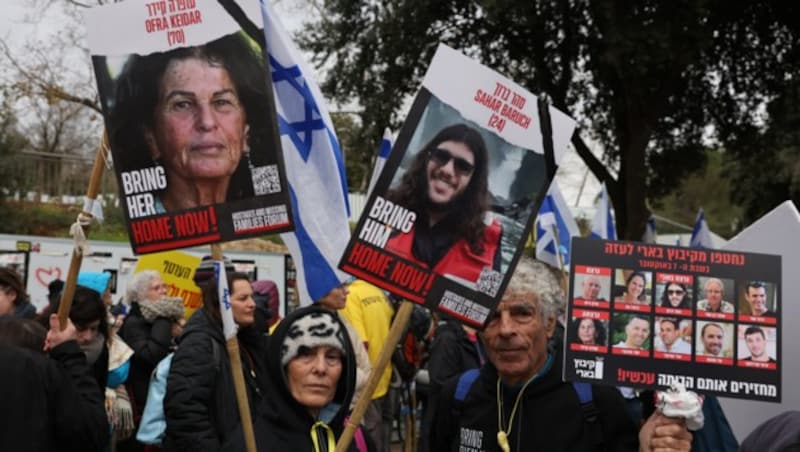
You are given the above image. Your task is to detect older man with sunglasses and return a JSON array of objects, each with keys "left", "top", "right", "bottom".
[
  {"left": 385, "top": 123, "right": 503, "bottom": 286},
  {"left": 430, "top": 257, "right": 693, "bottom": 451}
]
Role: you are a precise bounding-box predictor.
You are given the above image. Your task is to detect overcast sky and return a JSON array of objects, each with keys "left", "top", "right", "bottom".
[{"left": 0, "top": 0, "right": 602, "bottom": 213}]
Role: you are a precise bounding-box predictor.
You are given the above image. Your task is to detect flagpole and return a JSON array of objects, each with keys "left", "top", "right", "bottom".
[
  {"left": 211, "top": 243, "right": 257, "bottom": 452},
  {"left": 57, "top": 132, "right": 108, "bottom": 330},
  {"left": 336, "top": 301, "right": 414, "bottom": 452},
  {"left": 550, "top": 224, "right": 569, "bottom": 293}
]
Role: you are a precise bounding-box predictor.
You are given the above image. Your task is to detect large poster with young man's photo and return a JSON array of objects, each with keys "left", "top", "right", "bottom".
[
  {"left": 338, "top": 44, "right": 576, "bottom": 327},
  {"left": 86, "top": 0, "right": 293, "bottom": 254},
  {"left": 563, "top": 238, "right": 782, "bottom": 402}
]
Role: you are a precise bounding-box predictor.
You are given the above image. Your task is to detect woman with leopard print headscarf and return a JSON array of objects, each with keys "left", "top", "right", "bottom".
[{"left": 261, "top": 305, "right": 374, "bottom": 451}]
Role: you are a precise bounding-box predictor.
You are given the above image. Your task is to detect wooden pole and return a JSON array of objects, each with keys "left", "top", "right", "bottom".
[
  {"left": 57, "top": 133, "right": 108, "bottom": 330},
  {"left": 337, "top": 301, "right": 414, "bottom": 452},
  {"left": 211, "top": 244, "right": 257, "bottom": 452}
]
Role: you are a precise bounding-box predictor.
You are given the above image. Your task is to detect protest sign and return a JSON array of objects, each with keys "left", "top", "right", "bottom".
[
  {"left": 134, "top": 250, "right": 202, "bottom": 317},
  {"left": 338, "top": 44, "right": 576, "bottom": 327},
  {"left": 564, "top": 237, "right": 782, "bottom": 402},
  {"left": 717, "top": 201, "right": 800, "bottom": 440},
  {"left": 85, "top": 0, "right": 293, "bottom": 254}
]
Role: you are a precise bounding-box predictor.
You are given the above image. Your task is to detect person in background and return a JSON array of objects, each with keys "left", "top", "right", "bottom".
[
  {"left": 118, "top": 270, "right": 183, "bottom": 452},
  {"left": 0, "top": 315, "right": 109, "bottom": 452},
  {"left": 164, "top": 270, "right": 268, "bottom": 450},
  {"left": 252, "top": 279, "right": 281, "bottom": 330},
  {"left": 69, "top": 285, "right": 112, "bottom": 390},
  {"left": 740, "top": 411, "right": 800, "bottom": 452},
  {"left": 420, "top": 315, "right": 486, "bottom": 452},
  {"left": 77, "top": 272, "right": 138, "bottom": 447},
  {"left": 36, "top": 279, "right": 66, "bottom": 327},
  {"left": 0, "top": 267, "right": 35, "bottom": 319},
  {"left": 340, "top": 279, "right": 395, "bottom": 452}
]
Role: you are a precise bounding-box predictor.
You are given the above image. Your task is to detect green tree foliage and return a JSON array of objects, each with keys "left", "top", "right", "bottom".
[
  {"left": 651, "top": 149, "right": 743, "bottom": 237},
  {"left": 0, "top": 96, "right": 31, "bottom": 198},
  {"left": 725, "top": 79, "right": 800, "bottom": 225},
  {"left": 330, "top": 112, "right": 373, "bottom": 192},
  {"left": 299, "top": 0, "right": 799, "bottom": 238}
]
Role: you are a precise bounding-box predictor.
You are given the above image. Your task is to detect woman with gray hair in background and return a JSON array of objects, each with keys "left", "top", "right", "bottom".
[{"left": 117, "top": 270, "right": 184, "bottom": 452}]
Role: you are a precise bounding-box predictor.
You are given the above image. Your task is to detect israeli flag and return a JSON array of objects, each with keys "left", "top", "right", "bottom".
[
  {"left": 366, "top": 128, "right": 393, "bottom": 197},
  {"left": 535, "top": 181, "right": 580, "bottom": 269},
  {"left": 642, "top": 214, "right": 657, "bottom": 244},
  {"left": 214, "top": 262, "right": 237, "bottom": 340},
  {"left": 262, "top": 2, "right": 351, "bottom": 305},
  {"left": 589, "top": 182, "right": 616, "bottom": 240},
  {"left": 690, "top": 208, "right": 714, "bottom": 248}
]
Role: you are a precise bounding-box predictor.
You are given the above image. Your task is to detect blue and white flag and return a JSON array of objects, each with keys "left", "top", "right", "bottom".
[
  {"left": 642, "top": 214, "right": 657, "bottom": 244},
  {"left": 214, "top": 262, "right": 237, "bottom": 340},
  {"left": 366, "top": 128, "right": 393, "bottom": 198},
  {"left": 262, "top": 2, "right": 351, "bottom": 306},
  {"left": 589, "top": 182, "right": 616, "bottom": 240},
  {"left": 690, "top": 208, "right": 714, "bottom": 248},
  {"left": 535, "top": 181, "right": 580, "bottom": 269}
]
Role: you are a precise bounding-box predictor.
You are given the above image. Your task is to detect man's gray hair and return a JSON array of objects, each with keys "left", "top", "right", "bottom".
[
  {"left": 503, "top": 256, "right": 565, "bottom": 322},
  {"left": 704, "top": 277, "right": 724, "bottom": 292},
  {"left": 126, "top": 270, "right": 161, "bottom": 303}
]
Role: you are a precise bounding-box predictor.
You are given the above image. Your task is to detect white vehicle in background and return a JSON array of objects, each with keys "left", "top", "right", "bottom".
[{"left": 0, "top": 233, "right": 294, "bottom": 319}]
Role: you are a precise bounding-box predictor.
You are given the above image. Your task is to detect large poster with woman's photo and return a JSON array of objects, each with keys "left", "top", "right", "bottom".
[
  {"left": 86, "top": 0, "right": 293, "bottom": 254},
  {"left": 339, "top": 44, "right": 577, "bottom": 327}
]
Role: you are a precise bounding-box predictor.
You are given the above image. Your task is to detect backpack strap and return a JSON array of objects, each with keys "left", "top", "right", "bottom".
[
  {"left": 455, "top": 368, "right": 480, "bottom": 402},
  {"left": 572, "top": 382, "right": 604, "bottom": 448},
  {"left": 451, "top": 368, "right": 480, "bottom": 419}
]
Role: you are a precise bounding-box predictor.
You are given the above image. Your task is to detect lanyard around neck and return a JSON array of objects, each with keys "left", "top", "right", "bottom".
[
  {"left": 310, "top": 420, "right": 336, "bottom": 452},
  {"left": 495, "top": 353, "right": 554, "bottom": 452}
]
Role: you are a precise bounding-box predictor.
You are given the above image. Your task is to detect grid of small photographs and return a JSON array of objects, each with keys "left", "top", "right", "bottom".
[{"left": 570, "top": 269, "right": 779, "bottom": 371}]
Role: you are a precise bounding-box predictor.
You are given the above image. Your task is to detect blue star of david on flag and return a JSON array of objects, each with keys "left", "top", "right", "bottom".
[
  {"left": 262, "top": 0, "right": 352, "bottom": 305},
  {"left": 535, "top": 181, "right": 579, "bottom": 269}
]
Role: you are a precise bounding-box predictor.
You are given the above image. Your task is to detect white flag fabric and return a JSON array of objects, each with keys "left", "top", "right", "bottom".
[
  {"left": 589, "top": 182, "right": 617, "bottom": 240},
  {"left": 690, "top": 208, "right": 714, "bottom": 248},
  {"left": 215, "top": 261, "right": 237, "bottom": 340},
  {"left": 535, "top": 181, "right": 580, "bottom": 269},
  {"left": 262, "top": 1, "right": 351, "bottom": 305},
  {"left": 366, "top": 128, "right": 393, "bottom": 198}
]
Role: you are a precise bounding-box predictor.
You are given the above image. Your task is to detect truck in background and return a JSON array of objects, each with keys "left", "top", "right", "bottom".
[{"left": 0, "top": 233, "right": 292, "bottom": 319}]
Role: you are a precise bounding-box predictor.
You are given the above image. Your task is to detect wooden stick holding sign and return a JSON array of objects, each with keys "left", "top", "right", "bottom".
[
  {"left": 337, "top": 301, "right": 415, "bottom": 452},
  {"left": 210, "top": 243, "right": 257, "bottom": 452},
  {"left": 57, "top": 133, "right": 108, "bottom": 330}
]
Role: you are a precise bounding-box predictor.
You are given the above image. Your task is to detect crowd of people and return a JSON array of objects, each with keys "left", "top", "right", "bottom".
[{"left": 1, "top": 255, "right": 795, "bottom": 452}]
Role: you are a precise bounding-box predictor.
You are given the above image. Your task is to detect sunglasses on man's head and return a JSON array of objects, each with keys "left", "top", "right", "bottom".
[{"left": 429, "top": 147, "right": 475, "bottom": 175}]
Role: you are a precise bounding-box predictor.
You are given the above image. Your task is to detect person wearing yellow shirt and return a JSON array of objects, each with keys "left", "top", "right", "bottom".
[{"left": 340, "top": 279, "right": 395, "bottom": 452}]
